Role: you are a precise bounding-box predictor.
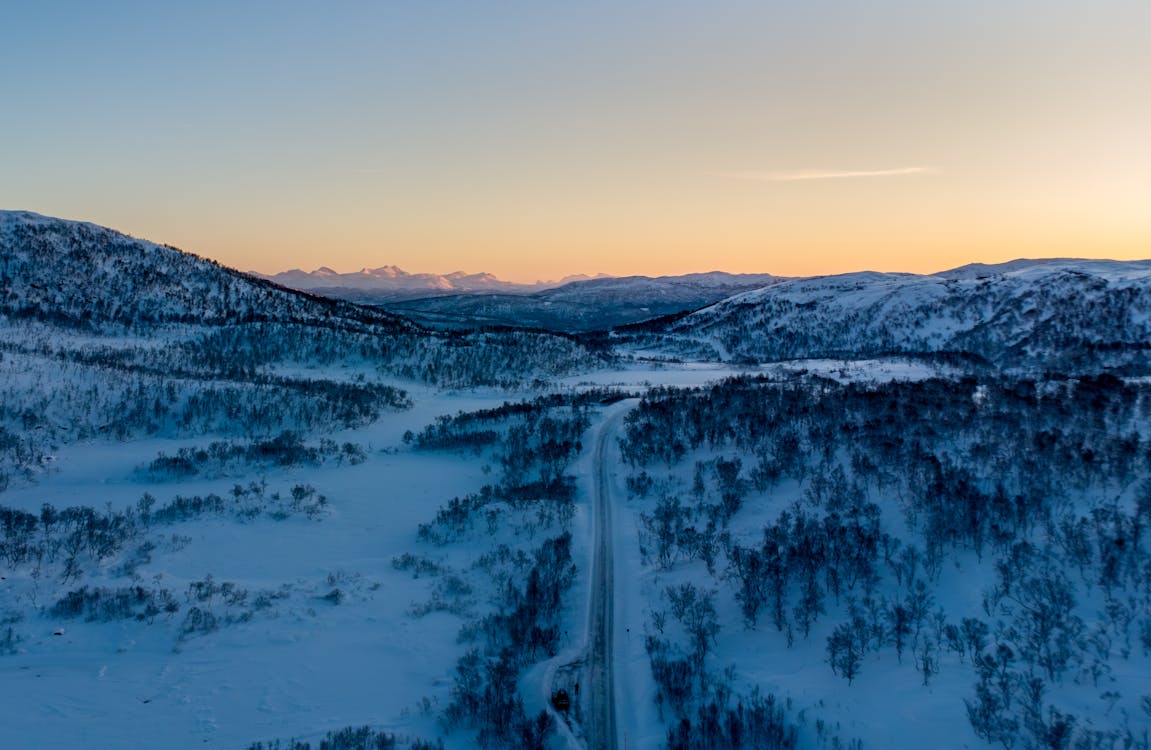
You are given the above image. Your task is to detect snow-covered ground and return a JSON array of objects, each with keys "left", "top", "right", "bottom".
[
  {"left": 0, "top": 383, "right": 533, "bottom": 749},
  {"left": 7, "top": 359, "right": 1130, "bottom": 750},
  {"left": 3, "top": 362, "right": 763, "bottom": 749}
]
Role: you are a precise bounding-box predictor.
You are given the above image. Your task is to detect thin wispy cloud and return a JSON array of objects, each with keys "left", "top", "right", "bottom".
[{"left": 721, "top": 167, "right": 936, "bottom": 182}]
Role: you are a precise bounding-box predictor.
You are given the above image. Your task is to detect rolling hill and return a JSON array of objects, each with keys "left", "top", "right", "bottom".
[{"left": 620, "top": 259, "right": 1151, "bottom": 371}]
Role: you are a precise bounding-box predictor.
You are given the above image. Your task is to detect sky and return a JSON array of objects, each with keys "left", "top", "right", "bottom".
[{"left": 2, "top": 1, "right": 1149, "bottom": 282}]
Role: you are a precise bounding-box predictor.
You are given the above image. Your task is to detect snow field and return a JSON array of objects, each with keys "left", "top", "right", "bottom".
[{"left": 0, "top": 386, "right": 526, "bottom": 749}]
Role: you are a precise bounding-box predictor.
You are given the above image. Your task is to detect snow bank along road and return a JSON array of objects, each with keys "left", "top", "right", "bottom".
[{"left": 585, "top": 406, "right": 623, "bottom": 750}]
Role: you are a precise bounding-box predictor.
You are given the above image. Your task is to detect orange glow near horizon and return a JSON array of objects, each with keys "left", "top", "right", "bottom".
[
  {"left": 72, "top": 205, "right": 1151, "bottom": 285},
  {"left": 90, "top": 162, "right": 1150, "bottom": 283}
]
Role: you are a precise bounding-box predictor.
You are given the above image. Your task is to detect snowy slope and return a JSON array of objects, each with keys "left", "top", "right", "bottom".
[
  {"left": 623, "top": 259, "right": 1151, "bottom": 370},
  {"left": 0, "top": 210, "right": 413, "bottom": 331},
  {"left": 0, "top": 384, "right": 538, "bottom": 749}
]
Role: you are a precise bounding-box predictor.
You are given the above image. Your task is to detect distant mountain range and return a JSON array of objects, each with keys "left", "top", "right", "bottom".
[
  {"left": 254, "top": 263, "right": 784, "bottom": 332},
  {"left": 251, "top": 265, "right": 611, "bottom": 301},
  {"left": 378, "top": 272, "right": 784, "bottom": 332},
  {"left": 622, "top": 258, "right": 1151, "bottom": 371}
]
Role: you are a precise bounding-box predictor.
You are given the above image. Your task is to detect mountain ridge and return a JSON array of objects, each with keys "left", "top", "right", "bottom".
[
  {"left": 251, "top": 264, "right": 614, "bottom": 300},
  {"left": 622, "top": 256, "right": 1151, "bottom": 371},
  {"left": 0, "top": 210, "right": 414, "bottom": 331}
]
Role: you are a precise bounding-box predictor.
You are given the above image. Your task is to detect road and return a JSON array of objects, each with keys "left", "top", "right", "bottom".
[{"left": 584, "top": 410, "right": 619, "bottom": 750}]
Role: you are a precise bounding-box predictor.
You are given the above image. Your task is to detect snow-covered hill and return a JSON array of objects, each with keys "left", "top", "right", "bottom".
[
  {"left": 0, "top": 211, "right": 414, "bottom": 330},
  {"left": 623, "top": 259, "right": 1151, "bottom": 370}
]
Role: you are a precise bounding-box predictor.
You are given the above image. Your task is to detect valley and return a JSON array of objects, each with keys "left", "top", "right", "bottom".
[{"left": 2, "top": 212, "right": 1150, "bottom": 750}]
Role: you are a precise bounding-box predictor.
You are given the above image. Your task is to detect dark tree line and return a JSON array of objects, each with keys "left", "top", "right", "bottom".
[
  {"left": 145, "top": 432, "right": 366, "bottom": 479},
  {"left": 666, "top": 688, "right": 797, "bottom": 750},
  {"left": 247, "top": 724, "right": 444, "bottom": 750},
  {"left": 0, "top": 482, "right": 326, "bottom": 588}
]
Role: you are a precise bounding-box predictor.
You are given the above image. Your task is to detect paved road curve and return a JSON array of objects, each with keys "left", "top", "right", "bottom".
[{"left": 584, "top": 412, "right": 619, "bottom": 750}]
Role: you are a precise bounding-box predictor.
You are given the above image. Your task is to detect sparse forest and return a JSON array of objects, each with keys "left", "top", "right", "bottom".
[
  {"left": 402, "top": 393, "right": 620, "bottom": 748},
  {"left": 0, "top": 477, "right": 348, "bottom": 700},
  {"left": 620, "top": 374, "right": 1151, "bottom": 749}
]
